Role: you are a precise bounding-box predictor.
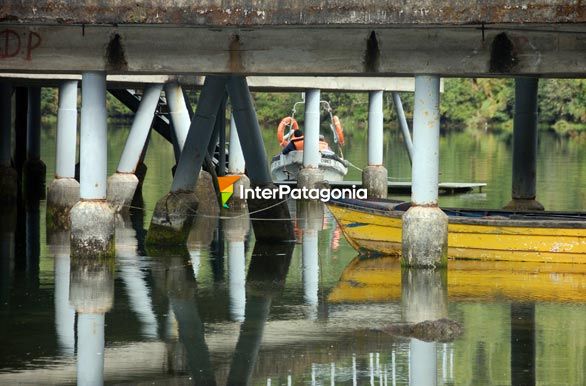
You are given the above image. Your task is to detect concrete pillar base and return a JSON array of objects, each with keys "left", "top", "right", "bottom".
[
  {"left": 297, "top": 167, "right": 324, "bottom": 190},
  {"left": 503, "top": 198, "right": 544, "bottom": 211},
  {"left": 70, "top": 201, "right": 115, "bottom": 259},
  {"left": 195, "top": 170, "right": 219, "bottom": 216},
  {"left": 47, "top": 177, "right": 80, "bottom": 231},
  {"left": 362, "top": 165, "right": 388, "bottom": 199},
  {"left": 227, "top": 174, "right": 250, "bottom": 210},
  {"left": 0, "top": 165, "right": 18, "bottom": 204},
  {"left": 402, "top": 206, "right": 448, "bottom": 268},
  {"left": 23, "top": 159, "right": 47, "bottom": 199},
  {"left": 146, "top": 191, "right": 198, "bottom": 246},
  {"left": 107, "top": 173, "right": 139, "bottom": 213},
  {"left": 247, "top": 183, "right": 295, "bottom": 242}
]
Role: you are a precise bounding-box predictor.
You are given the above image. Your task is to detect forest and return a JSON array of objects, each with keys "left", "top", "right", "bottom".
[{"left": 40, "top": 78, "right": 586, "bottom": 140}]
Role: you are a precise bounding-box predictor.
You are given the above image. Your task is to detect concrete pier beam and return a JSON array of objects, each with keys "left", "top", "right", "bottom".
[
  {"left": 147, "top": 76, "right": 227, "bottom": 246},
  {"left": 298, "top": 89, "right": 324, "bottom": 189},
  {"left": 0, "top": 82, "right": 17, "bottom": 205},
  {"left": 226, "top": 114, "right": 250, "bottom": 209},
  {"left": 227, "top": 76, "right": 294, "bottom": 242},
  {"left": 108, "top": 84, "right": 162, "bottom": 212},
  {"left": 23, "top": 87, "right": 47, "bottom": 200},
  {"left": 70, "top": 72, "right": 115, "bottom": 259},
  {"left": 363, "top": 90, "right": 388, "bottom": 198},
  {"left": 47, "top": 81, "right": 80, "bottom": 231},
  {"left": 504, "top": 77, "right": 544, "bottom": 211},
  {"left": 402, "top": 76, "right": 448, "bottom": 268}
]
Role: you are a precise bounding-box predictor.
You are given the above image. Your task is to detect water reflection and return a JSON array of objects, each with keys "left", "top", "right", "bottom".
[
  {"left": 298, "top": 200, "right": 324, "bottom": 320},
  {"left": 402, "top": 268, "right": 448, "bottom": 386},
  {"left": 224, "top": 209, "right": 251, "bottom": 322},
  {"left": 69, "top": 255, "right": 114, "bottom": 385}
]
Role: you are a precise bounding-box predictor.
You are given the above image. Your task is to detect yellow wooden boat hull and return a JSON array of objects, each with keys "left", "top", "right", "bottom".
[
  {"left": 328, "top": 256, "right": 586, "bottom": 303},
  {"left": 327, "top": 202, "right": 586, "bottom": 264}
]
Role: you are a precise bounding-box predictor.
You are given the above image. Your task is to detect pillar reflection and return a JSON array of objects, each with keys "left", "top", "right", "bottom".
[
  {"left": 401, "top": 268, "right": 448, "bottom": 386},
  {"left": 224, "top": 209, "right": 251, "bottom": 322},
  {"left": 49, "top": 234, "right": 75, "bottom": 355},
  {"left": 69, "top": 256, "right": 114, "bottom": 386}
]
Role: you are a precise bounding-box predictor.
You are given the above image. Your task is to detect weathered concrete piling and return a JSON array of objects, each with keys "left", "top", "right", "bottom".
[
  {"left": 108, "top": 83, "right": 162, "bottom": 212},
  {"left": 70, "top": 72, "right": 115, "bottom": 258},
  {"left": 504, "top": 77, "right": 544, "bottom": 211},
  {"left": 23, "top": 87, "right": 47, "bottom": 200},
  {"left": 147, "top": 76, "right": 227, "bottom": 246},
  {"left": 0, "top": 82, "right": 18, "bottom": 205},
  {"left": 297, "top": 89, "right": 324, "bottom": 190},
  {"left": 47, "top": 81, "right": 80, "bottom": 231},
  {"left": 402, "top": 76, "right": 448, "bottom": 267},
  {"left": 363, "top": 90, "right": 388, "bottom": 198}
]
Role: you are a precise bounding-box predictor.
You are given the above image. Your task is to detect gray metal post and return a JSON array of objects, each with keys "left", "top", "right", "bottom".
[
  {"left": 226, "top": 76, "right": 294, "bottom": 242},
  {"left": 402, "top": 76, "right": 448, "bottom": 267},
  {"left": 363, "top": 90, "right": 388, "bottom": 198},
  {"left": 69, "top": 72, "right": 115, "bottom": 258},
  {"left": 392, "top": 92, "right": 414, "bottom": 163},
  {"left": 0, "top": 82, "right": 11, "bottom": 167},
  {"left": 303, "top": 89, "right": 321, "bottom": 168},
  {"left": 55, "top": 81, "right": 78, "bottom": 178},
  {"left": 47, "top": 81, "right": 80, "bottom": 232},
  {"left": 107, "top": 84, "right": 163, "bottom": 212},
  {"left": 504, "top": 77, "right": 543, "bottom": 211},
  {"left": 0, "top": 82, "right": 17, "bottom": 204},
  {"left": 23, "top": 87, "right": 47, "bottom": 199},
  {"left": 228, "top": 114, "right": 246, "bottom": 174},
  {"left": 164, "top": 82, "right": 190, "bottom": 151},
  {"left": 117, "top": 84, "right": 162, "bottom": 173},
  {"left": 26, "top": 87, "right": 42, "bottom": 161},
  {"left": 226, "top": 76, "right": 272, "bottom": 185},
  {"left": 368, "top": 91, "right": 384, "bottom": 166}
]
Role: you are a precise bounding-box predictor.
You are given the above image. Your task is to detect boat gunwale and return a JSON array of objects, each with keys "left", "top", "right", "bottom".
[{"left": 326, "top": 198, "right": 586, "bottom": 230}]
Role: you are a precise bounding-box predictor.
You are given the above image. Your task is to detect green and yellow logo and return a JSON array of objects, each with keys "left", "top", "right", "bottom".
[{"left": 217, "top": 176, "right": 241, "bottom": 208}]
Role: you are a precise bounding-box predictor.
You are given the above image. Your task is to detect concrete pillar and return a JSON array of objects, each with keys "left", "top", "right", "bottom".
[
  {"left": 47, "top": 81, "right": 80, "bottom": 231},
  {"left": 147, "top": 76, "right": 227, "bottom": 246},
  {"left": 392, "top": 91, "right": 414, "bottom": 163},
  {"left": 70, "top": 72, "right": 115, "bottom": 259},
  {"left": 0, "top": 82, "right": 18, "bottom": 204},
  {"left": 108, "top": 84, "right": 163, "bottom": 212},
  {"left": 23, "top": 87, "right": 47, "bottom": 200},
  {"left": 13, "top": 88, "right": 28, "bottom": 176},
  {"left": 504, "top": 77, "right": 544, "bottom": 211},
  {"left": 226, "top": 75, "right": 294, "bottom": 242},
  {"left": 402, "top": 268, "right": 448, "bottom": 386},
  {"left": 298, "top": 89, "right": 324, "bottom": 189},
  {"left": 402, "top": 76, "right": 448, "bottom": 268},
  {"left": 226, "top": 114, "right": 250, "bottom": 209},
  {"left": 363, "top": 90, "right": 388, "bottom": 198}
]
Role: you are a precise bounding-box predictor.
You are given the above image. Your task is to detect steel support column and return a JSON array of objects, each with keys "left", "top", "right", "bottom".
[
  {"left": 392, "top": 92, "right": 414, "bottom": 163},
  {"left": 504, "top": 77, "right": 544, "bottom": 211},
  {"left": 363, "top": 90, "right": 388, "bottom": 198},
  {"left": 298, "top": 89, "right": 324, "bottom": 189},
  {"left": 47, "top": 81, "right": 80, "bottom": 231},
  {"left": 402, "top": 76, "right": 448, "bottom": 267},
  {"left": 70, "top": 72, "right": 115, "bottom": 258},
  {"left": 108, "top": 84, "right": 162, "bottom": 212},
  {"left": 23, "top": 87, "right": 47, "bottom": 199},
  {"left": 164, "top": 82, "right": 190, "bottom": 151},
  {"left": 0, "top": 82, "right": 17, "bottom": 204}
]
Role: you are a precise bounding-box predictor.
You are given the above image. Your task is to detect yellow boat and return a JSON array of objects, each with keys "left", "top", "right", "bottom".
[
  {"left": 326, "top": 198, "right": 586, "bottom": 264},
  {"left": 328, "top": 256, "right": 586, "bottom": 303}
]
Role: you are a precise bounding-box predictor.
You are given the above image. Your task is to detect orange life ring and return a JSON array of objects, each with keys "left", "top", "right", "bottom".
[
  {"left": 277, "top": 117, "right": 299, "bottom": 147},
  {"left": 333, "top": 115, "right": 345, "bottom": 146}
]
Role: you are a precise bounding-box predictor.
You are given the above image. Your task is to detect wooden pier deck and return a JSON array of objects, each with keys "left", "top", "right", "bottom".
[{"left": 274, "top": 181, "right": 486, "bottom": 195}]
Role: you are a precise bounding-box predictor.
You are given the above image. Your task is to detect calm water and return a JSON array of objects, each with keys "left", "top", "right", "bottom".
[{"left": 0, "top": 122, "right": 585, "bottom": 385}]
